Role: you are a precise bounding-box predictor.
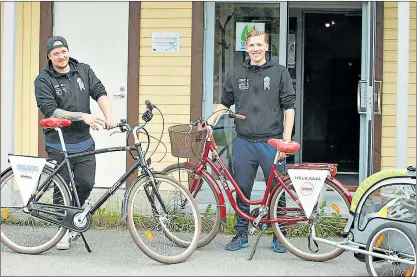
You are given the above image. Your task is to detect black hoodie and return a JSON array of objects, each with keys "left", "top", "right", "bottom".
[
  {"left": 34, "top": 57, "right": 107, "bottom": 144},
  {"left": 221, "top": 59, "right": 296, "bottom": 142}
]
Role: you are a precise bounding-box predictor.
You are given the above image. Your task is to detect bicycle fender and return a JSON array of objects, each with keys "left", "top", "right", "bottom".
[
  {"left": 201, "top": 170, "right": 227, "bottom": 221},
  {"left": 1, "top": 166, "right": 13, "bottom": 177},
  {"left": 1, "top": 163, "right": 74, "bottom": 204},
  {"left": 327, "top": 176, "right": 353, "bottom": 202},
  {"left": 270, "top": 175, "right": 353, "bottom": 203},
  {"left": 120, "top": 173, "right": 147, "bottom": 221}
]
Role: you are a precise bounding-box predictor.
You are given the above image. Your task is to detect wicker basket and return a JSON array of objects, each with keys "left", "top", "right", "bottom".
[{"left": 168, "top": 124, "right": 207, "bottom": 158}]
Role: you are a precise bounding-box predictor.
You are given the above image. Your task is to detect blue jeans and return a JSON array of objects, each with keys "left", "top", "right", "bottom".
[{"left": 232, "top": 136, "right": 286, "bottom": 234}]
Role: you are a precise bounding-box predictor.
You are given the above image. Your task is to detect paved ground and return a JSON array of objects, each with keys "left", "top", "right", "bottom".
[{"left": 1, "top": 229, "right": 368, "bottom": 276}]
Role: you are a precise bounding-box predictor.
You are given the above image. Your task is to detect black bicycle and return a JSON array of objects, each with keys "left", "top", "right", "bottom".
[{"left": 0, "top": 100, "right": 201, "bottom": 264}]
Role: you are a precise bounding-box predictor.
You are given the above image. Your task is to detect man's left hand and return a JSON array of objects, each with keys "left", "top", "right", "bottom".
[
  {"left": 279, "top": 152, "right": 288, "bottom": 160},
  {"left": 105, "top": 118, "right": 117, "bottom": 130},
  {"left": 279, "top": 137, "right": 292, "bottom": 160}
]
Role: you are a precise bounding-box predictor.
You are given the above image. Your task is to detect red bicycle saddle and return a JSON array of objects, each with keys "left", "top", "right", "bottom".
[
  {"left": 40, "top": 118, "right": 72, "bottom": 128},
  {"left": 267, "top": 138, "right": 300, "bottom": 154}
]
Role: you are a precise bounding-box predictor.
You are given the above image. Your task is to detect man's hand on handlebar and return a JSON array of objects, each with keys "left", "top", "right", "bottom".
[
  {"left": 203, "top": 109, "right": 246, "bottom": 129},
  {"left": 104, "top": 118, "right": 117, "bottom": 130},
  {"left": 82, "top": 113, "right": 106, "bottom": 131}
]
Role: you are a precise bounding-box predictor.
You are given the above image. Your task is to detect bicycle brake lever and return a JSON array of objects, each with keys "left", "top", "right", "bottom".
[{"left": 110, "top": 130, "right": 122, "bottom": 136}]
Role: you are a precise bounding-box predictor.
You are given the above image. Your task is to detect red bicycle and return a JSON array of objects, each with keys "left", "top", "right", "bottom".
[{"left": 163, "top": 109, "right": 353, "bottom": 262}]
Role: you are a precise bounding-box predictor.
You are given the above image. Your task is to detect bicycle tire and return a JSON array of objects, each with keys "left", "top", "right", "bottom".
[
  {"left": 163, "top": 163, "right": 221, "bottom": 248},
  {"left": 270, "top": 176, "right": 351, "bottom": 262},
  {"left": 365, "top": 222, "right": 416, "bottom": 277},
  {"left": 126, "top": 173, "right": 201, "bottom": 264},
  {"left": 1, "top": 165, "right": 71, "bottom": 254}
]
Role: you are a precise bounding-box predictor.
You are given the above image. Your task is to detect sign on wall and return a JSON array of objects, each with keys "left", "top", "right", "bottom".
[
  {"left": 152, "top": 32, "right": 180, "bottom": 52},
  {"left": 235, "top": 22, "right": 265, "bottom": 51}
]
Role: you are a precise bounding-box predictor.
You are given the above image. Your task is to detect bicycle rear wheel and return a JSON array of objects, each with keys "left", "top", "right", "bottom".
[
  {"left": 1, "top": 166, "right": 71, "bottom": 254},
  {"left": 269, "top": 177, "right": 351, "bottom": 262},
  {"left": 126, "top": 173, "right": 201, "bottom": 264}
]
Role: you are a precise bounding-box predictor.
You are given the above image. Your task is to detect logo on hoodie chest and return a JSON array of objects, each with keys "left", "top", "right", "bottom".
[
  {"left": 264, "top": 76, "right": 270, "bottom": 90},
  {"left": 77, "top": 78, "right": 86, "bottom": 91},
  {"left": 238, "top": 78, "right": 250, "bottom": 90},
  {"left": 54, "top": 84, "right": 68, "bottom": 96}
]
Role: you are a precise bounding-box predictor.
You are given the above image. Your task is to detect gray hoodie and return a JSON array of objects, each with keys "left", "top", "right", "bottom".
[{"left": 221, "top": 59, "right": 296, "bottom": 142}]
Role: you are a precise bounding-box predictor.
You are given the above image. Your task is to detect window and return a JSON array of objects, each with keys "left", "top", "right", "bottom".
[{"left": 213, "top": 3, "right": 281, "bottom": 104}]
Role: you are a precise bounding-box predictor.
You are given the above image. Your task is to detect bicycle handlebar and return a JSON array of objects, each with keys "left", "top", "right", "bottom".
[
  {"left": 110, "top": 100, "right": 155, "bottom": 145},
  {"left": 190, "top": 109, "right": 246, "bottom": 129}
]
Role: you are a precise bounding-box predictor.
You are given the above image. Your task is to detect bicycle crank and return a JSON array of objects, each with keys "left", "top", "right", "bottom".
[{"left": 249, "top": 206, "right": 269, "bottom": 235}]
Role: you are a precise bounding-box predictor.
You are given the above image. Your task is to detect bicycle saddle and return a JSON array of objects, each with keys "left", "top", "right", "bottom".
[
  {"left": 267, "top": 138, "right": 300, "bottom": 154},
  {"left": 40, "top": 118, "right": 72, "bottom": 128}
]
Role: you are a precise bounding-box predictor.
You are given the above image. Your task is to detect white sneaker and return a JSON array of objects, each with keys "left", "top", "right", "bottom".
[{"left": 56, "top": 230, "right": 72, "bottom": 250}]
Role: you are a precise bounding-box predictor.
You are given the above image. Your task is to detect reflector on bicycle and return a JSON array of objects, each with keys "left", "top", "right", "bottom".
[
  {"left": 287, "top": 169, "right": 328, "bottom": 218},
  {"left": 8, "top": 154, "right": 47, "bottom": 206},
  {"left": 267, "top": 138, "right": 300, "bottom": 154},
  {"left": 2, "top": 208, "right": 9, "bottom": 219},
  {"left": 40, "top": 118, "right": 72, "bottom": 128}
]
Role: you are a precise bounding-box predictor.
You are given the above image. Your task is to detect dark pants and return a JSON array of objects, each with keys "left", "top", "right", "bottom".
[
  {"left": 232, "top": 136, "right": 286, "bottom": 234},
  {"left": 46, "top": 144, "right": 96, "bottom": 207}
]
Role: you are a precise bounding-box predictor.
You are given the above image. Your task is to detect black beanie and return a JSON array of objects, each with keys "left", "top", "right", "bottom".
[{"left": 46, "top": 36, "right": 69, "bottom": 59}]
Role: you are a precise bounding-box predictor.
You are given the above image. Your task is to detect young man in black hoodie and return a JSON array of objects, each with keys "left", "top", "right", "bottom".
[
  {"left": 34, "top": 36, "right": 117, "bottom": 250},
  {"left": 207, "top": 29, "right": 296, "bottom": 253}
]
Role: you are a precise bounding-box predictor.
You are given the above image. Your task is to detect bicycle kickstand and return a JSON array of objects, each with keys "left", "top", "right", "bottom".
[
  {"left": 248, "top": 224, "right": 267, "bottom": 260},
  {"left": 80, "top": 233, "right": 92, "bottom": 253}
]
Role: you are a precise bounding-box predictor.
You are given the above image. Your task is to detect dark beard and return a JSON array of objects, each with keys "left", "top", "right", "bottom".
[{"left": 55, "top": 60, "right": 69, "bottom": 69}]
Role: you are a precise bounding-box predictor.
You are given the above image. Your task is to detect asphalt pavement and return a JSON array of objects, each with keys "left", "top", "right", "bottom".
[{"left": 1, "top": 229, "right": 368, "bottom": 276}]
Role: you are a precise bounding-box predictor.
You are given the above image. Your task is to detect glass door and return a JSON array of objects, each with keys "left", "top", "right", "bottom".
[
  {"left": 203, "top": 2, "right": 288, "bottom": 117},
  {"left": 203, "top": 2, "right": 288, "bottom": 189},
  {"left": 358, "top": 1, "right": 376, "bottom": 183}
]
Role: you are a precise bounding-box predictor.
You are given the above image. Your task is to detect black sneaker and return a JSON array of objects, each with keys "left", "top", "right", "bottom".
[{"left": 225, "top": 233, "right": 249, "bottom": 251}]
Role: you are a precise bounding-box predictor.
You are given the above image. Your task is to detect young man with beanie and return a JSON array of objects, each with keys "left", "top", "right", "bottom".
[
  {"left": 207, "top": 29, "right": 296, "bottom": 253},
  {"left": 34, "top": 36, "right": 117, "bottom": 250}
]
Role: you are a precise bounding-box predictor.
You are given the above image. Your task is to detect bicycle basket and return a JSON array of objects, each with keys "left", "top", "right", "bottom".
[{"left": 168, "top": 124, "right": 207, "bottom": 158}]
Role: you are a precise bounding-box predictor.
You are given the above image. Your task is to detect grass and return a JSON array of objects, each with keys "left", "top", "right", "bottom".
[{"left": 2, "top": 200, "right": 347, "bottom": 238}]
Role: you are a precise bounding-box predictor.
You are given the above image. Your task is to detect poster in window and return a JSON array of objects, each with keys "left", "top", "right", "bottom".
[
  {"left": 235, "top": 22, "right": 265, "bottom": 51},
  {"left": 288, "top": 34, "right": 296, "bottom": 68}
]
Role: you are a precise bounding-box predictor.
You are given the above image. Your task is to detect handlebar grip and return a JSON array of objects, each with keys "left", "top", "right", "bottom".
[
  {"left": 196, "top": 122, "right": 204, "bottom": 130},
  {"left": 145, "top": 100, "right": 153, "bottom": 110},
  {"left": 235, "top": 114, "right": 246, "bottom": 120}
]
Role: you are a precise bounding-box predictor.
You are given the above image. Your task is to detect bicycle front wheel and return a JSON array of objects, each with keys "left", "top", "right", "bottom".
[
  {"left": 163, "top": 162, "right": 221, "bottom": 248},
  {"left": 126, "top": 173, "right": 201, "bottom": 264},
  {"left": 270, "top": 177, "right": 351, "bottom": 262}
]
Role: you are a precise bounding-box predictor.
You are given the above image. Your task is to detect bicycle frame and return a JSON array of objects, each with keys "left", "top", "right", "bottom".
[
  {"left": 32, "top": 144, "right": 145, "bottom": 214},
  {"left": 25, "top": 119, "right": 164, "bottom": 232},
  {"left": 187, "top": 130, "right": 306, "bottom": 226}
]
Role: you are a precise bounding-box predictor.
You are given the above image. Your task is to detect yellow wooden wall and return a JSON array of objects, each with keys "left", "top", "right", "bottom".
[
  {"left": 14, "top": 2, "right": 40, "bottom": 156},
  {"left": 138, "top": 2, "right": 192, "bottom": 171},
  {"left": 381, "top": 2, "right": 416, "bottom": 170}
]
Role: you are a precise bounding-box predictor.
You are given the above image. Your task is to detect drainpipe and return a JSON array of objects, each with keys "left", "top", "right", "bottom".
[
  {"left": 1, "top": 2, "right": 16, "bottom": 172},
  {"left": 396, "top": 2, "right": 409, "bottom": 169}
]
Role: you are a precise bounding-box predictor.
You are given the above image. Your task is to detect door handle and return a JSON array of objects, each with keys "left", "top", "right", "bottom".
[
  {"left": 357, "top": 80, "right": 367, "bottom": 114},
  {"left": 114, "top": 86, "right": 126, "bottom": 98},
  {"left": 374, "top": 80, "right": 382, "bottom": 115}
]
